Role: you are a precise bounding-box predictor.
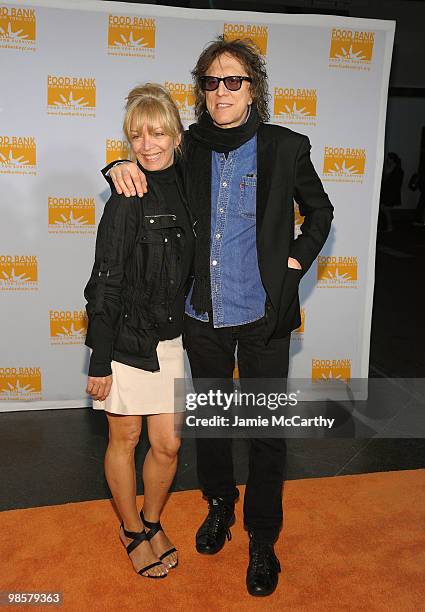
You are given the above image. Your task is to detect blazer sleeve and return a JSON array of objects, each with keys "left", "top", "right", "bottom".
[
  {"left": 289, "top": 136, "right": 334, "bottom": 273},
  {"left": 84, "top": 192, "right": 138, "bottom": 377}
]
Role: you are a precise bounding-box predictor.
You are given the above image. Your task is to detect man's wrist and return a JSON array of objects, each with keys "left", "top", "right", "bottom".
[{"left": 105, "top": 160, "right": 125, "bottom": 176}]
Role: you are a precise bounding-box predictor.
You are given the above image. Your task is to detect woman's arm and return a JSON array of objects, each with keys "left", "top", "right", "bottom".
[{"left": 84, "top": 192, "right": 138, "bottom": 380}]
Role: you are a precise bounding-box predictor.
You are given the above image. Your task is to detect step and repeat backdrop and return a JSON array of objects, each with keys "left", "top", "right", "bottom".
[{"left": 0, "top": 1, "right": 394, "bottom": 411}]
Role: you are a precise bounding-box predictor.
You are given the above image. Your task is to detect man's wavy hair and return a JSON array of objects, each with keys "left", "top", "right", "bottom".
[{"left": 191, "top": 36, "right": 270, "bottom": 122}]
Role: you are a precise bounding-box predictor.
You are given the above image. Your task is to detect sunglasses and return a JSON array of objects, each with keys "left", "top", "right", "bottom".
[{"left": 199, "top": 75, "right": 253, "bottom": 91}]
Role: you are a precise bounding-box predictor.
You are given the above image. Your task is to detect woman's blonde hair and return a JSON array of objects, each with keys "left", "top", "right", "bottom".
[{"left": 123, "top": 83, "right": 184, "bottom": 161}]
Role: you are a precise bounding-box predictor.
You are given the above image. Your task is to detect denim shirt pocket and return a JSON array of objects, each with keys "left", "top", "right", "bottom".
[{"left": 238, "top": 174, "right": 257, "bottom": 219}]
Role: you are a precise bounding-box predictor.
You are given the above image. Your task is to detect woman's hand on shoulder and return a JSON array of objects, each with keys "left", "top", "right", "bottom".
[
  {"left": 109, "top": 162, "right": 147, "bottom": 198},
  {"left": 86, "top": 375, "right": 113, "bottom": 401}
]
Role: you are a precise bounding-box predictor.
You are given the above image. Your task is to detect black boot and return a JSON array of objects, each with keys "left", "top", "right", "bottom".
[
  {"left": 195, "top": 497, "right": 235, "bottom": 555},
  {"left": 246, "top": 537, "right": 281, "bottom": 597}
]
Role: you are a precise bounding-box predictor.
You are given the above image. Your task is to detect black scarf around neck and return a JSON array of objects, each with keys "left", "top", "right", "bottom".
[
  {"left": 188, "top": 103, "right": 261, "bottom": 154},
  {"left": 187, "top": 105, "right": 261, "bottom": 314}
]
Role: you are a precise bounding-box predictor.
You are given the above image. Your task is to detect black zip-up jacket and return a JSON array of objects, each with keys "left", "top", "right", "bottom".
[{"left": 84, "top": 162, "right": 195, "bottom": 376}]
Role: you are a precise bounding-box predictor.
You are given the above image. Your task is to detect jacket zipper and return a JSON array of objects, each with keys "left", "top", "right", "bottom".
[{"left": 144, "top": 214, "right": 177, "bottom": 220}]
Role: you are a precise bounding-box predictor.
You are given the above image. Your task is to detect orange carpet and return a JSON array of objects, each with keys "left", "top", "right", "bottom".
[{"left": 1, "top": 469, "right": 424, "bottom": 611}]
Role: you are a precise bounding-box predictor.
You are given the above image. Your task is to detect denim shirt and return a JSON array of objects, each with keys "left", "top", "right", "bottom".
[{"left": 185, "top": 134, "right": 266, "bottom": 327}]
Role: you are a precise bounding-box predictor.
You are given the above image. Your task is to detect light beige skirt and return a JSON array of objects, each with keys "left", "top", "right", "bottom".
[{"left": 93, "top": 335, "right": 185, "bottom": 416}]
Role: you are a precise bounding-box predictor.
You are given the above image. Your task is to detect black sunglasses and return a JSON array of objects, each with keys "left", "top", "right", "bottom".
[{"left": 199, "top": 76, "right": 253, "bottom": 91}]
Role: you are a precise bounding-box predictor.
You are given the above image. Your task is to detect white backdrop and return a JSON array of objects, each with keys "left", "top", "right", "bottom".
[{"left": 0, "top": 0, "right": 394, "bottom": 411}]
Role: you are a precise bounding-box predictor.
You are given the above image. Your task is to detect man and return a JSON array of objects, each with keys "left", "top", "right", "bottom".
[{"left": 105, "top": 37, "right": 333, "bottom": 596}]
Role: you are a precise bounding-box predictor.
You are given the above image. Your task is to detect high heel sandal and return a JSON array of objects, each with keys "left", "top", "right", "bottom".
[
  {"left": 120, "top": 522, "right": 168, "bottom": 579},
  {"left": 140, "top": 510, "right": 178, "bottom": 569}
]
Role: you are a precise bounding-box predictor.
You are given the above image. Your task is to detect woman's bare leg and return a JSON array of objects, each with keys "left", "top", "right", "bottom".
[
  {"left": 142, "top": 413, "right": 181, "bottom": 567},
  {"left": 105, "top": 412, "right": 167, "bottom": 577}
]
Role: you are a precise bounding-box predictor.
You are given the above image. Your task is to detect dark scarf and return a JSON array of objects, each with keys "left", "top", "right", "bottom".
[{"left": 187, "top": 104, "right": 261, "bottom": 314}]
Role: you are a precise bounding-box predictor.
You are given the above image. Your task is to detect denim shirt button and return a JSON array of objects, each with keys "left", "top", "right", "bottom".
[{"left": 212, "top": 260, "right": 217, "bottom": 266}]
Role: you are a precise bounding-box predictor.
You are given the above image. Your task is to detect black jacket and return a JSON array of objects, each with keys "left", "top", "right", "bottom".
[
  {"left": 182, "top": 124, "right": 334, "bottom": 340},
  {"left": 85, "top": 163, "right": 194, "bottom": 376}
]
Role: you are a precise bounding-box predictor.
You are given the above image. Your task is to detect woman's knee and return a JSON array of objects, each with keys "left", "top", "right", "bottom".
[
  {"left": 108, "top": 418, "right": 141, "bottom": 450},
  {"left": 151, "top": 436, "right": 181, "bottom": 460}
]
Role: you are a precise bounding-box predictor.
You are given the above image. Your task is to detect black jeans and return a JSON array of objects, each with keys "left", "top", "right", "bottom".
[{"left": 184, "top": 314, "right": 290, "bottom": 542}]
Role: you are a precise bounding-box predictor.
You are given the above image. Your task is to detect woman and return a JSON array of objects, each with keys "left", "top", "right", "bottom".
[{"left": 84, "top": 83, "right": 194, "bottom": 578}]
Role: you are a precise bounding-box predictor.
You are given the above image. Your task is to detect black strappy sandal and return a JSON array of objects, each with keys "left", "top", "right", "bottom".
[
  {"left": 140, "top": 510, "right": 178, "bottom": 569},
  {"left": 120, "top": 522, "right": 168, "bottom": 579}
]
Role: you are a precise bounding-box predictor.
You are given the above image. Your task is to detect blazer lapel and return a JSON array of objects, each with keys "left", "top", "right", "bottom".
[{"left": 256, "top": 123, "right": 274, "bottom": 233}]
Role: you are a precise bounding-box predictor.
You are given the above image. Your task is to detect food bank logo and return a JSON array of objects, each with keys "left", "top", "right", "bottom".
[
  {"left": 323, "top": 147, "right": 366, "bottom": 183},
  {"left": 106, "top": 139, "right": 130, "bottom": 165},
  {"left": 108, "top": 14, "right": 155, "bottom": 58},
  {"left": 0, "top": 255, "right": 38, "bottom": 291},
  {"left": 0, "top": 136, "right": 36, "bottom": 175},
  {"left": 223, "top": 23, "right": 268, "bottom": 55},
  {"left": 293, "top": 308, "right": 305, "bottom": 340},
  {"left": 0, "top": 6, "right": 36, "bottom": 52},
  {"left": 294, "top": 202, "right": 305, "bottom": 238},
  {"left": 0, "top": 367, "right": 42, "bottom": 400},
  {"left": 50, "top": 310, "right": 87, "bottom": 345},
  {"left": 164, "top": 82, "right": 195, "bottom": 122},
  {"left": 47, "top": 76, "right": 96, "bottom": 117},
  {"left": 312, "top": 359, "right": 351, "bottom": 383},
  {"left": 274, "top": 87, "right": 317, "bottom": 127},
  {"left": 48, "top": 196, "right": 95, "bottom": 235},
  {"left": 329, "top": 28, "right": 374, "bottom": 71},
  {"left": 317, "top": 256, "right": 358, "bottom": 288}
]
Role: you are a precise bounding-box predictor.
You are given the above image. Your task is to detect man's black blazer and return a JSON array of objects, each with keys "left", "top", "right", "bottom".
[{"left": 181, "top": 123, "right": 334, "bottom": 341}]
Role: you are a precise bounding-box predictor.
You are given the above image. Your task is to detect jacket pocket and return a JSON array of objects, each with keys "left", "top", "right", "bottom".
[
  {"left": 275, "top": 268, "right": 302, "bottom": 337},
  {"left": 114, "top": 313, "right": 156, "bottom": 358},
  {"left": 238, "top": 174, "right": 257, "bottom": 219}
]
